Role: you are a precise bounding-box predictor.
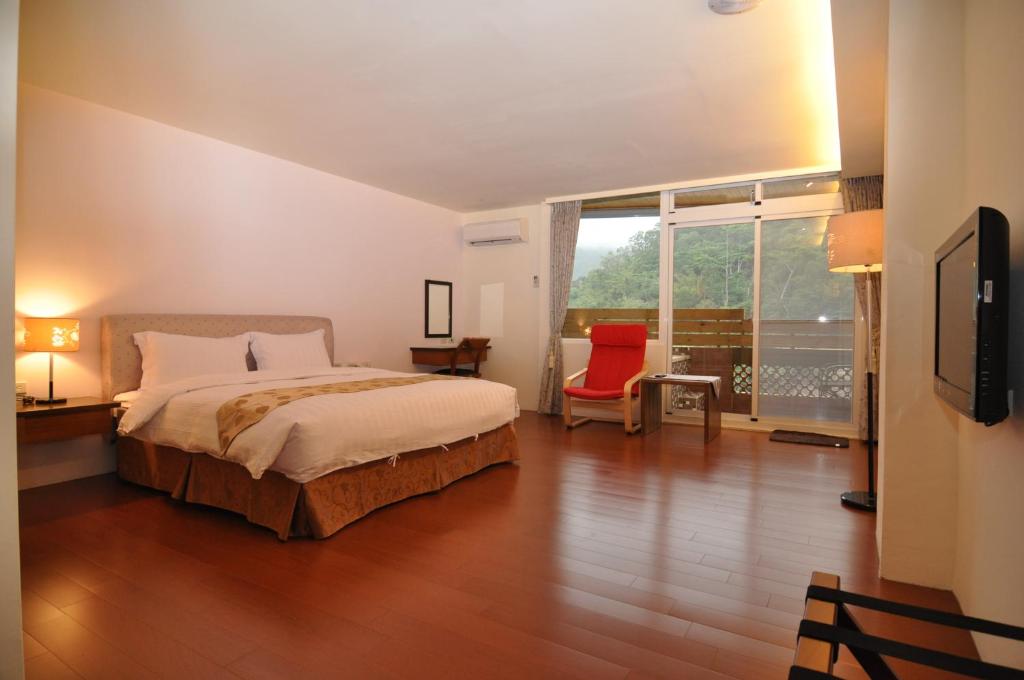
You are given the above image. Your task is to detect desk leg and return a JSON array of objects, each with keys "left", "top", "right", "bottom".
[
  {"left": 705, "top": 385, "right": 722, "bottom": 443},
  {"left": 641, "top": 382, "right": 662, "bottom": 435}
]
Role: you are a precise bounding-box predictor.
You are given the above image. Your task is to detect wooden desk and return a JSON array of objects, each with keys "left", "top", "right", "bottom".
[
  {"left": 16, "top": 397, "right": 121, "bottom": 445},
  {"left": 640, "top": 375, "right": 721, "bottom": 443},
  {"left": 410, "top": 345, "right": 491, "bottom": 367}
]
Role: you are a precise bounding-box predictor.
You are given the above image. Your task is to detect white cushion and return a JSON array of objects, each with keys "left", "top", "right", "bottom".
[
  {"left": 133, "top": 331, "right": 251, "bottom": 389},
  {"left": 250, "top": 329, "right": 331, "bottom": 371}
]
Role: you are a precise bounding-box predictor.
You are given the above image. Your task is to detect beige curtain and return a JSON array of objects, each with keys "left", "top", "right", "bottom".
[
  {"left": 538, "top": 200, "right": 582, "bottom": 415},
  {"left": 840, "top": 175, "right": 883, "bottom": 439}
]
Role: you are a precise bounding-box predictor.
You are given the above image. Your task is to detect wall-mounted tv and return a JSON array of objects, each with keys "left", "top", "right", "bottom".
[{"left": 934, "top": 207, "right": 1009, "bottom": 425}]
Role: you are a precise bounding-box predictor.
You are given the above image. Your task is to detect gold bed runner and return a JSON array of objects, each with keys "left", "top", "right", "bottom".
[{"left": 216, "top": 375, "right": 452, "bottom": 453}]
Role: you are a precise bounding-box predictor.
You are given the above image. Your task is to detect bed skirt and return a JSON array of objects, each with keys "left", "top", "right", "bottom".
[{"left": 116, "top": 423, "right": 519, "bottom": 540}]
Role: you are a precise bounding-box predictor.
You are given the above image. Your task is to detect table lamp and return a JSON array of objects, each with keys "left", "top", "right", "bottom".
[
  {"left": 827, "top": 209, "right": 883, "bottom": 512},
  {"left": 23, "top": 317, "right": 80, "bottom": 404}
]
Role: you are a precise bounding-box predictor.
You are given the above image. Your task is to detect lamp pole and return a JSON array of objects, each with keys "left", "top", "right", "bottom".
[
  {"left": 841, "top": 272, "right": 877, "bottom": 511},
  {"left": 36, "top": 351, "right": 67, "bottom": 404}
]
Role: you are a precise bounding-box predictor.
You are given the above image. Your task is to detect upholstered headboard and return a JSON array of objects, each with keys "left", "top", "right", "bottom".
[{"left": 100, "top": 314, "right": 335, "bottom": 399}]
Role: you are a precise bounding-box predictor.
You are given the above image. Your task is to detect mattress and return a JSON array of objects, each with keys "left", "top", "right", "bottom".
[{"left": 117, "top": 367, "right": 519, "bottom": 483}]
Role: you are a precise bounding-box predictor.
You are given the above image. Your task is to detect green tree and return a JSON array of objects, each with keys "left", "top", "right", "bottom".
[
  {"left": 569, "top": 228, "right": 660, "bottom": 308},
  {"left": 759, "top": 219, "right": 852, "bottom": 320},
  {"left": 568, "top": 218, "right": 851, "bottom": 321},
  {"left": 672, "top": 225, "right": 754, "bottom": 313}
]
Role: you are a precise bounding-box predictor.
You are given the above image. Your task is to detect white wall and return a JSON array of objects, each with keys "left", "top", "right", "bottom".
[
  {"left": 459, "top": 204, "right": 667, "bottom": 415},
  {"left": 877, "top": 0, "right": 963, "bottom": 588},
  {"left": 0, "top": 1, "right": 25, "bottom": 677},
  {"left": 459, "top": 205, "right": 547, "bottom": 411},
  {"left": 953, "top": 0, "right": 1024, "bottom": 667},
  {"left": 15, "top": 85, "right": 464, "bottom": 488},
  {"left": 882, "top": 0, "right": 1024, "bottom": 667}
]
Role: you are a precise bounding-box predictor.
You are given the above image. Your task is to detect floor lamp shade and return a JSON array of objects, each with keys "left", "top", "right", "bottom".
[
  {"left": 827, "top": 209, "right": 884, "bottom": 273},
  {"left": 23, "top": 318, "right": 81, "bottom": 352}
]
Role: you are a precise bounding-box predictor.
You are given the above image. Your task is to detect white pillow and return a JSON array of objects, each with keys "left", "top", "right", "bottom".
[
  {"left": 134, "top": 331, "right": 251, "bottom": 389},
  {"left": 249, "top": 329, "right": 331, "bottom": 371}
]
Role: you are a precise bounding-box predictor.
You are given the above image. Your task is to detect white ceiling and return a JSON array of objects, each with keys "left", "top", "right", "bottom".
[
  {"left": 19, "top": 0, "right": 848, "bottom": 212},
  {"left": 830, "top": 0, "right": 887, "bottom": 178}
]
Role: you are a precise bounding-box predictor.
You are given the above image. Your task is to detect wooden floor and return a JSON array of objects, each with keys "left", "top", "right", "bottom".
[{"left": 18, "top": 412, "right": 978, "bottom": 680}]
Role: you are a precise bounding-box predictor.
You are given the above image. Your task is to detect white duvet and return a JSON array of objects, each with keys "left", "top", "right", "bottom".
[{"left": 118, "top": 367, "right": 519, "bottom": 483}]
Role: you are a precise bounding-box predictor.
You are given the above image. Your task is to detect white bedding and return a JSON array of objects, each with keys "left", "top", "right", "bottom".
[{"left": 118, "top": 367, "right": 519, "bottom": 483}]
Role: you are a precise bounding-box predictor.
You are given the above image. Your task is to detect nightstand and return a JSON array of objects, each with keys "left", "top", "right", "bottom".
[{"left": 16, "top": 397, "right": 121, "bottom": 445}]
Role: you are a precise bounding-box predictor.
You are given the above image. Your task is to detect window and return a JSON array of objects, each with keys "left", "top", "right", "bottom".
[
  {"left": 666, "top": 173, "right": 851, "bottom": 426},
  {"left": 673, "top": 182, "right": 755, "bottom": 210},
  {"left": 671, "top": 223, "right": 755, "bottom": 415},
  {"left": 560, "top": 173, "right": 852, "bottom": 427},
  {"left": 757, "top": 216, "right": 854, "bottom": 421},
  {"left": 565, "top": 193, "right": 660, "bottom": 339},
  {"left": 761, "top": 175, "right": 841, "bottom": 200}
]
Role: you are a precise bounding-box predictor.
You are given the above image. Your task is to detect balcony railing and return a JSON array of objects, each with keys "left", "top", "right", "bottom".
[{"left": 563, "top": 307, "right": 753, "bottom": 345}]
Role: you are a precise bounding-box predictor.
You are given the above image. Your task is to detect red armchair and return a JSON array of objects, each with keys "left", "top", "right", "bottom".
[{"left": 563, "top": 324, "right": 649, "bottom": 434}]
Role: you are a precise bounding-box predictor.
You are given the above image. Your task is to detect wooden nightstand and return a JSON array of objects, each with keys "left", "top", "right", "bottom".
[{"left": 16, "top": 397, "right": 121, "bottom": 445}]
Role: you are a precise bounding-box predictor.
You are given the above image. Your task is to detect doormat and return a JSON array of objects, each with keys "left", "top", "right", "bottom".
[{"left": 769, "top": 430, "right": 849, "bottom": 448}]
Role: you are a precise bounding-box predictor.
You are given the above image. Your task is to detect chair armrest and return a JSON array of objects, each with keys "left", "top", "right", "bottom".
[
  {"left": 564, "top": 367, "right": 588, "bottom": 389},
  {"left": 622, "top": 362, "right": 650, "bottom": 399}
]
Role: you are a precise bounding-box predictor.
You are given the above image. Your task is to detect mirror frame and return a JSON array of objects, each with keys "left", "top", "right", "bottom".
[{"left": 424, "top": 279, "right": 453, "bottom": 338}]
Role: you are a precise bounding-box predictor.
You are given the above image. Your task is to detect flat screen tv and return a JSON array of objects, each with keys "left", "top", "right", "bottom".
[{"left": 934, "top": 206, "right": 1009, "bottom": 425}]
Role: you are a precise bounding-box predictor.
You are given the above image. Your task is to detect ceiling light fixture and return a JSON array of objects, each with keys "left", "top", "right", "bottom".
[{"left": 708, "top": 0, "right": 763, "bottom": 15}]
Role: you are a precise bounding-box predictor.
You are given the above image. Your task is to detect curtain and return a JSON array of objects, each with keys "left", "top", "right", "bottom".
[
  {"left": 840, "top": 175, "right": 883, "bottom": 439},
  {"left": 537, "top": 200, "right": 582, "bottom": 414}
]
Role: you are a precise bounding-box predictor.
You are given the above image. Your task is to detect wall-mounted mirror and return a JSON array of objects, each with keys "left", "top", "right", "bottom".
[{"left": 424, "top": 280, "right": 452, "bottom": 338}]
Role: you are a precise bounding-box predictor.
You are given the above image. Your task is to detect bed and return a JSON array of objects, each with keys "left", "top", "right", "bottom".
[{"left": 102, "top": 314, "right": 520, "bottom": 539}]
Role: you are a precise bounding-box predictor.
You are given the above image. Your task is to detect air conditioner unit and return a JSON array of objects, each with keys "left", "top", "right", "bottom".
[{"left": 463, "top": 218, "right": 527, "bottom": 246}]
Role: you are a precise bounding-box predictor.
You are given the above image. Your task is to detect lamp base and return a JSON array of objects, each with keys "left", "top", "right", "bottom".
[
  {"left": 840, "top": 490, "right": 877, "bottom": 512},
  {"left": 32, "top": 396, "right": 67, "bottom": 405}
]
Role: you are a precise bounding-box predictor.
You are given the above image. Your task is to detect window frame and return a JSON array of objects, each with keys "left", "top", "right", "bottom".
[
  {"left": 566, "top": 205, "right": 663, "bottom": 341},
  {"left": 560, "top": 170, "right": 856, "bottom": 435},
  {"left": 661, "top": 173, "right": 853, "bottom": 432}
]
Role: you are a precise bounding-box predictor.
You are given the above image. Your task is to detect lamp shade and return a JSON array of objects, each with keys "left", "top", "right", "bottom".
[
  {"left": 827, "top": 209, "right": 884, "bottom": 273},
  {"left": 23, "top": 318, "right": 80, "bottom": 352}
]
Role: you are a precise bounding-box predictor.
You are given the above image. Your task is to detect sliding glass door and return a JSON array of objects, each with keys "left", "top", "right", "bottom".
[
  {"left": 662, "top": 174, "right": 853, "bottom": 429},
  {"left": 758, "top": 217, "right": 854, "bottom": 421},
  {"left": 670, "top": 222, "right": 754, "bottom": 416}
]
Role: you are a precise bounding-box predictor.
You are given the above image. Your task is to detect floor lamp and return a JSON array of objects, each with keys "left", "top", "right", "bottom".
[{"left": 827, "top": 209, "right": 883, "bottom": 512}]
